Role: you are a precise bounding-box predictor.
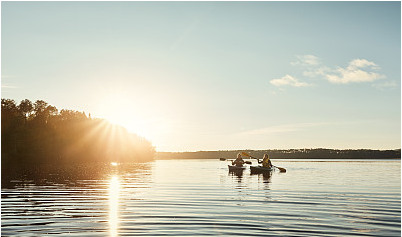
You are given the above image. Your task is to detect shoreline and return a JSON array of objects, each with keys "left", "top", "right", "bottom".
[
  {"left": 155, "top": 157, "right": 401, "bottom": 160},
  {"left": 156, "top": 149, "right": 401, "bottom": 160}
]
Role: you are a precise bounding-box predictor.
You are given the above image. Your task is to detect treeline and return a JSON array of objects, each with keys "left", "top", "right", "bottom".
[
  {"left": 156, "top": 148, "right": 401, "bottom": 160},
  {"left": 2, "top": 98, "right": 155, "bottom": 165}
]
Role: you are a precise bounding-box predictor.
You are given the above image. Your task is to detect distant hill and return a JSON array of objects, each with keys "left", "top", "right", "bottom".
[{"left": 156, "top": 149, "right": 401, "bottom": 160}]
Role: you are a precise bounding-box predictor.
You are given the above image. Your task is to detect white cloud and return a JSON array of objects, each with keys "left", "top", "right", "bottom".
[
  {"left": 325, "top": 59, "right": 385, "bottom": 84},
  {"left": 348, "top": 59, "right": 380, "bottom": 70},
  {"left": 302, "top": 66, "right": 331, "bottom": 77},
  {"left": 271, "top": 55, "right": 389, "bottom": 89},
  {"left": 291, "top": 55, "right": 321, "bottom": 66},
  {"left": 270, "top": 74, "right": 309, "bottom": 87}
]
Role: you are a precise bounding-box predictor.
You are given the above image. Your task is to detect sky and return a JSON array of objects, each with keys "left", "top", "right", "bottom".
[{"left": 1, "top": 1, "right": 401, "bottom": 152}]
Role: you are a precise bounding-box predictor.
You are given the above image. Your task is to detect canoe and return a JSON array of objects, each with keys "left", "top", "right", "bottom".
[
  {"left": 228, "top": 165, "right": 246, "bottom": 172},
  {"left": 250, "top": 166, "right": 274, "bottom": 173}
]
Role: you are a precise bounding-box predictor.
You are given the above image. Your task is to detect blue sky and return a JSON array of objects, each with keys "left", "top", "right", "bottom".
[{"left": 2, "top": 1, "right": 401, "bottom": 151}]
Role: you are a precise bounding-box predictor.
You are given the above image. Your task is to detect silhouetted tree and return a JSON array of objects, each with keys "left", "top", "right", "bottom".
[
  {"left": 18, "top": 99, "right": 33, "bottom": 119},
  {"left": 2, "top": 98, "right": 155, "bottom": 165}
]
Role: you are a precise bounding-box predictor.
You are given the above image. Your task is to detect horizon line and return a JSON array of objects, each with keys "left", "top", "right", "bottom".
[{"left": 156, "top": 147, "right": 402, "bottom": 153}]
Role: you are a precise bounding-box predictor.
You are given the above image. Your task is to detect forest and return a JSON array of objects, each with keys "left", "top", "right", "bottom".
[
  {"left": 156, "top": 148, "right": 401, "bottom": 160},
  {"left": 2, "top": 98, "right": 155, "bottom": 165}
]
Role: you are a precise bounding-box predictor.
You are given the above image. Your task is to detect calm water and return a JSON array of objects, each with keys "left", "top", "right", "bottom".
[{"left": 2, "top": 159, "right": 400, "bottom": 236}]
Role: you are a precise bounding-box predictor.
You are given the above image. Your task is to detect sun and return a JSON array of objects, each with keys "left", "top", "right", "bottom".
[{"left": 95, "top": 93, "right": 154, "bottom": 140}]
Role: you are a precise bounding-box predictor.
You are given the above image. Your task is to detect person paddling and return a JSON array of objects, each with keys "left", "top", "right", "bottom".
[
  {"left": 232, "top": 153, "right": 245, "bottom": 167},
  {"left": 261, "top": 154, "right": 273, "bottom": 168}
]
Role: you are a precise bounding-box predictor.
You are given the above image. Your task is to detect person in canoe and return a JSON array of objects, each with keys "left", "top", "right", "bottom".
[
  {"left": 261, "top": 154, "right": 273, "bottom": 168},
  {"left": 232, "top": 153, "right": 245, "bottom": 167}
]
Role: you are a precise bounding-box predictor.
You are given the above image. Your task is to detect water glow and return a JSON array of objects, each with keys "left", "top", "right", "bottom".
[{"left": 108, "top": 175, "right": 120, "bottom": 237}]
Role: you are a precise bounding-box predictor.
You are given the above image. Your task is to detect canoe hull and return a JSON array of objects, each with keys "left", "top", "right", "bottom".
[
  {"left": 250, "top": 166, "right": 274, "bottom": 174},
  {"left": 228, "top": 165, "right": 246, "bottom": 172}
]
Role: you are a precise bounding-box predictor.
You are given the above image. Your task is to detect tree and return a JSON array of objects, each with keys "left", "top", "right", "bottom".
[
  {"left": 18, "top": 99, "right": 33, "bottom": 125},
  {"left": 34, "top": 100, "right": 48, "bottom": 115},
  {"left": 1, "top": 99, "right": 24, "bottom": 156},
  {"left": 44, "top": 105, "right": 58, "bottom": 123},
  {"left": 2, "top": 98, "right": 155, "bottom": 164},
  {"left": 2, "top": 98, "right": 18, "bottom": 112},
  {"left": 1, "top": 98, "right": 22, "bottom": 131}
]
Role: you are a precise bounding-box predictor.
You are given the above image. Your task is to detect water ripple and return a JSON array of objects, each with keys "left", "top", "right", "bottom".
[{"left": 1, "top": 160, "right": 400, "bottom": 236}]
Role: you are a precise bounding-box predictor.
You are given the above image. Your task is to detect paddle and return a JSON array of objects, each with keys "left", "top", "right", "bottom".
[
  {"left": 241, "top": 152, "right": 286, "bottom": 172},
  {"left": 219, "top": 158, "right": 251, "bottom": 165}
]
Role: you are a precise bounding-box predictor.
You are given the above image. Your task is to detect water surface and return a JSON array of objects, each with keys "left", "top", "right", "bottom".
[{"left": 2, "top": 159, "right": 400, "bottom": 236}]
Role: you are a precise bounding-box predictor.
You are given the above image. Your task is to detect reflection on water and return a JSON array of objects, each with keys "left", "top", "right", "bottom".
[
  {"left": 229, "top": 167, "right": 273, "bottom": 187},
  {"left": 2, "top": 159, "right": 401, "bottom": 236},
  {"left": 228, "top": 170, "right": 244, "bottom": 182},
  {"left": 108, "top": 175, "right": 120, "bottom": 237},
  {"left": 252, "top": 171, "right": 273, "bottom": 184}
]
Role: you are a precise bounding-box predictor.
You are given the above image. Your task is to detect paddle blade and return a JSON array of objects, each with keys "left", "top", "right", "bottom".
[
  {"left": 241, "top": 152, "right": 250, "bottom": 157},
  {"left": 276, "top": 166, "right": 287, "bottom": 172}
]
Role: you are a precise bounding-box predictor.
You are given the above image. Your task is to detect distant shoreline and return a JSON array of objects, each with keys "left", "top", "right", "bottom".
[
  {"left": 156, "top": 149, "right": 401, "bottom": 160},
  {"left": 156, "top": 157, "right": 401, "bottom": 160}
]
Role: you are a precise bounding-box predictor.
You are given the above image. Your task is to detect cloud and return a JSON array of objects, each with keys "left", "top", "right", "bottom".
[
  {"left": 302, "top": 66, "right": 331, "bottom": 78},
  {"left": 1, "top": 74, "right": 18, "bottom": 90},
  {"left": 326, "top": 68, "right": 385, "bottom": 84},
  {"left": 271, "top": 55, "right": 389, "bottom": 89},
  {"left": 290, "top": 55, "right": 386, "bottom": 84},
  {"left": 270, "top": 74, "right": 309, "bottom": 87},
  {"left": 325, "top": 59, "right": 385, "bottom": 84},
  {"left": 2, "top": 76, "right": 18, "bottom": 89},
  {"left": 1, "top": 85, "right": 17, "bottom": 89},
  {"left": 2, "top": 75, "right": 14, "bottom": 79},
  {"left": 372, "top": 80, "right": 398, "bottom": 90},
  {"left": 348, "top": 59, "right": 380, "bottom": 70},
  {"left": 291, "top": 55, "right": 321, "bottom": 66}
]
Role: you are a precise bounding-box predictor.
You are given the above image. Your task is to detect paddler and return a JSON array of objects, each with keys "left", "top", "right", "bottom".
[
  {"left": 232, "top": 153, "right": 245, "bottom": 167},
  {"left": 262, "top": 154, "right": 273, "bottom": 168}
]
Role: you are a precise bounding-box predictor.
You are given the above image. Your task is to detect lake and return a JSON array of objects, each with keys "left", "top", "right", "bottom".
[{"left": 1, "top": 159, "right": 400, "bottom": 236}]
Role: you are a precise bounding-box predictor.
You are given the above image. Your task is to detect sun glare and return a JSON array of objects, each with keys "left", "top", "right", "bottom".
[
  {"left": 109, "top": 175, "right": 120, "bottom": 237},
  {"left": 96, "top": 94, "right": 155, "bottom": 141}
]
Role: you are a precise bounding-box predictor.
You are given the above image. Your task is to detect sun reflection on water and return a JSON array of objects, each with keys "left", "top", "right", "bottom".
[{"left": 109, "top": 175, "right": 120, "bottom": 237}]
